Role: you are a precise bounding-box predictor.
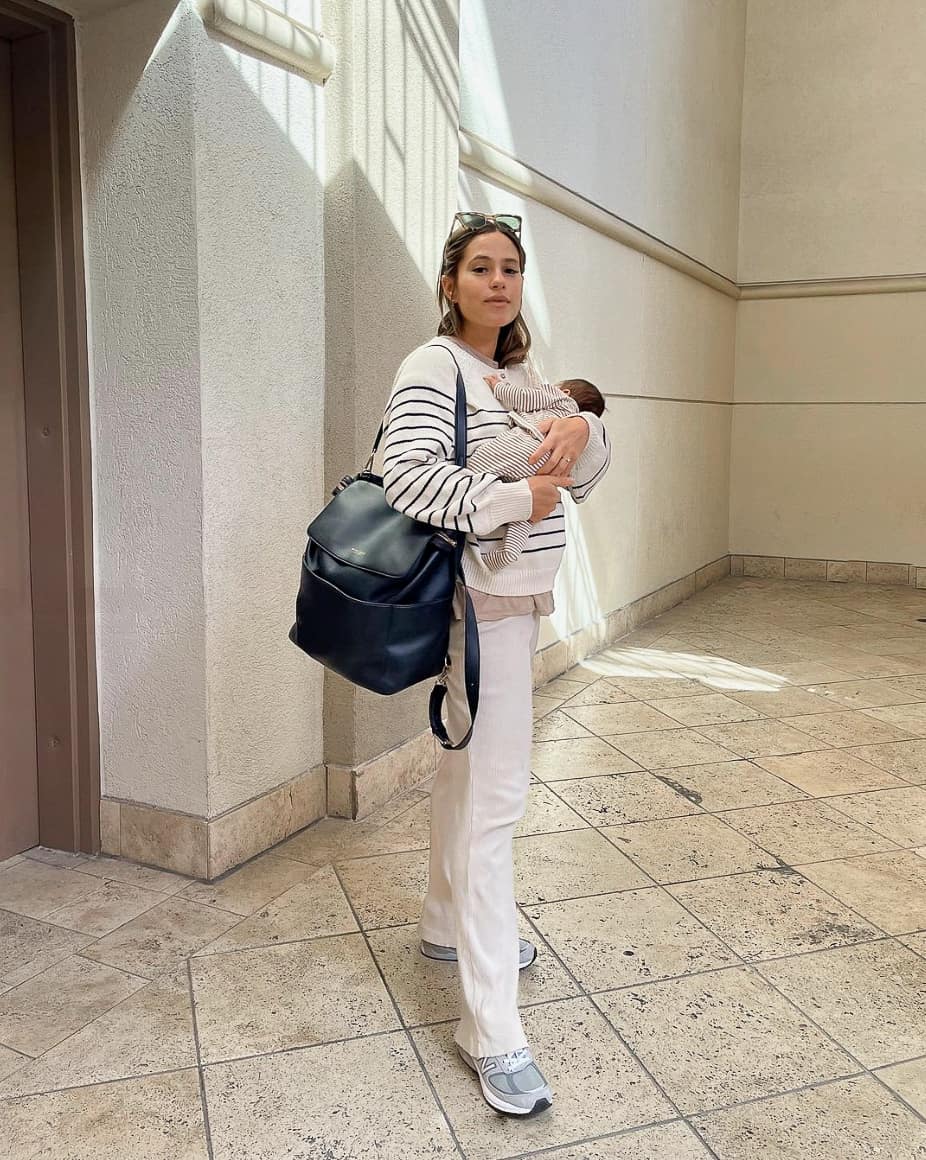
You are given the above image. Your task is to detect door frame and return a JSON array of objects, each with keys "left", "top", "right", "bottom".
[{"left": 1, "top": 0, "right": 99, "bottom": 853}]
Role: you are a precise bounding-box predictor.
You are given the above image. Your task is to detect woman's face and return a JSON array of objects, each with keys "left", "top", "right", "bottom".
[{"left": 443, "top": 230, "right": 523, "bottom": 332}]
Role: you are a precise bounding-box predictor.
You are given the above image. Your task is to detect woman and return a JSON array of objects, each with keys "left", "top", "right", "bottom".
[{"left": 381, "top": 212, "right": 611, "bottom": 1116}]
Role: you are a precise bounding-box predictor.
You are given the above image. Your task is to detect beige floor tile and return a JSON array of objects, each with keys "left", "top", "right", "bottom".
[
  {"left": 653, "top": 761, "right": 807, "bottom": 811},
  {"left": 191, "top": 933, "right": 398, "bottom": 1063},
  {"left": 0, "top": 1070, "right": 208, "bottom": 1159},
  {"left": 564, "top": 701, "right": 683, "bottom": 736},
  {"left": 752, "top": 749, "right": 906, "bottom": 796},
  {"left": 604, "top": 814, "right": 773, "bottom": 883},
  {"left": 863, "top": 703, "right": 926, "bottom": 737},
  {"left": 336, "top": 849, "right": 429, "bottom": 929},
  {"left": 717, "top": 800, "right": 898, "bottom": 865},
  {"left": 560, "top": 678, "right": 637, "bottom": 707},
  {"left": 531, "top": 737, "right": 642, "bottom": 782},
  {"left": 0, "top": 910, "right": 92, "bottom": 988},
  {"left": 206, "top": 1035, "right": 457, "bottom": 1159},
  {"left": 180, "top": 853, "right": 312, "bottom": 916},
  {"left": 531, "top": 1122, "right": 713, "bottom": 1160},
  {"left": 876, "top": 1057, "right": 926, "bottom": 1117},
  {"left": 693, "top": 1076, "right": 926, "bottom": 1159},
  {"left": 275, "top": 795, "right": 424, "bottom": 867},
  {"left": 882, "top": 674, "right": 926, "bottom": 700},
  {"left": 533, "top": 710, "right": 595, "bottom": 742},
  {"left": 41, "top": 878, "right": 165, "bottom": 937},
  {"left": 537, "top": 677, "right": 589, "bottom": 700},
  {"left": 763, "top": 661, "right": 861, "bottom": 686},
  {"left": 411, "top": 1000, "right": 672, "bottom": 1160},
  {"left": 514, "top": 828, "right": 650, "bottom": 904},
  {"left": 0, "top": 954, "right": 145, "bottom": 1057},
  {"left": 552, "top": 771, "right": 702, "bottom": 826},
  {"left": 0, "top": 860, "right": 107, "bottom": 921},
  {"left": 759, "top": 941, "right": 926, "bottom": 1068},
  {"left": 0, "top": 969, "right": 196, "bottom": 1098},
  {"left": 22, "top": 846, "right": 90, "bottom": 871},
  {"left": 533, "top": 693, "right": 566, "bottom": 719},
  {"left": 828, "top": 786, "right": 926, "bottom": 846},
  {"left": 71, "top": 857, "right": 191, "bottom": 895},
  {"left": 798, "top": 851, "right": 926, "bottom": 934},
  {"left": 645, "top": 693, "right": 763, "bottom": 727},
  {"left": 805, "top": 678, "right": 923, "bottom": 710},
  {"left": 811, "top": 651, "right": 926, "bottom": 679},
  {"left": 841, "top": 739, "right": 926, "bottom": 784},
  {"left": 516, "top": 783, "right": 589, "bottom": 837},
  {"left": 609, "top": 674, "right": 710, "bottom": 699},
  {"left": 669, "top": 870, "right": 881, "bottom": 960},
  {"left": 723, "top": 686, "right": 835, "bottom": 717},
  {"left": 783, "top": 710, "right": 915, "bottom": 748},
  {"left": 562, "top": 661, "right": 610, "bottom": 684},
  {"left": 695, "top": 719, "right": 827, "bottom": 759},
  {"left": 339, "top": 797, "right": 433, "bottom": 859},
  {"left": 595, "top": 966, "right": 854, "bottom": 1114},
  {"left": 0, "top": 1045, "right": 26, "bottom": 1083},
  {"left": 198, "top": 864, "right": 358, "bottom": 954},
  {"left": 367, "top": 922, "right": 579, "bottom": 1026},
  {"left": 80, "top": 897, "right": 241, "bottom": 978},
  {"left": 528, "top": 887, "right": 739, "bottom": 991},
  {"left": 607, "top": 728, "right": 739, "bottom": 769}
]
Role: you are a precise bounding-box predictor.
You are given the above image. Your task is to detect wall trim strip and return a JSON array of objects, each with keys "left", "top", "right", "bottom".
[
  {"left": 461, "top": 130, "right": 926, "bottom": 302},
  {"left": 459, "top": 130, "right": 739, "bottom": 299}
]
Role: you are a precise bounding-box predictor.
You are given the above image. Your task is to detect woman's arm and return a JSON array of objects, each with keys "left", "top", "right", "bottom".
[
  {"left": 381, "top": 347, "right": 533, "bottom": 536},
  {"left": 526, "top": 412, "right": 611, "bottom": 503}
]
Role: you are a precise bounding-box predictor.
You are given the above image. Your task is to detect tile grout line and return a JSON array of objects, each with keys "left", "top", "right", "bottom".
[
  {"left": 328, "top": 863, "right": 467, "bottom": 1160},
  {"left": 185, "top": 958, "right": 215, "bottom": 1160}
]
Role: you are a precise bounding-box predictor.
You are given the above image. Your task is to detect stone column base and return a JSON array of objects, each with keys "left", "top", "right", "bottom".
[{"left": 99, "top": 764, "right": 327, "bottom": 880}]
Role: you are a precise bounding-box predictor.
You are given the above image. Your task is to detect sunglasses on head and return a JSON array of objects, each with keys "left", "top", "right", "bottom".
[{"left": 453, "top": 211, "right": 522, "bottom": 238}]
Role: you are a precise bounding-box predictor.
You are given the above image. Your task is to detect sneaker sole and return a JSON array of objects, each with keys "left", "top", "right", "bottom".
[
  {"left": 420, "top": 943, "right": 538, "bottom": 972},
  {"left": 457, "top": 1047, "right": 552, "bottom": 1117}
]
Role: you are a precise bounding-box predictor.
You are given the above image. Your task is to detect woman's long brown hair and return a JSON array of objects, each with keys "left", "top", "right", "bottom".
[{"left": 435, "top": 222, "right": 532, "bottom": 367}]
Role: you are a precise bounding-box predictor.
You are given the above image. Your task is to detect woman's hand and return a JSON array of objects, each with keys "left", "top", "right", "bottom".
[
  {"left": 526, "top": 474, "right": 574, "bottom": 523},
  {"left": 528, "top": 415, "right": 590, "bottom": 476}
]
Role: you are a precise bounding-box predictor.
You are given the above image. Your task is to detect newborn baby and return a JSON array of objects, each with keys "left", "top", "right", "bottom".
[{"left": 468, "top": 373, "right": 605, "bottom": 570}]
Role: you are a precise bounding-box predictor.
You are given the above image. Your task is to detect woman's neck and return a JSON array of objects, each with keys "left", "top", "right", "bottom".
[{"left": 457, "top": 322, "right": 500, "bottom": 362}]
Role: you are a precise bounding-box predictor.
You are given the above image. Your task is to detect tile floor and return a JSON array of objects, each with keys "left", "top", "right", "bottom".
[{"left": 2, "top": 577, "right": 926, "bottom": 1158}]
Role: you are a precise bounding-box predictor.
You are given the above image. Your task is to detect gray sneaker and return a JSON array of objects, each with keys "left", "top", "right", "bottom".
[
  {"left": 458, "top": 1045, "right": 553, "bottom": 1116},
  {"left": 420, "top": 937, "right": 537, "bottom": 971}
]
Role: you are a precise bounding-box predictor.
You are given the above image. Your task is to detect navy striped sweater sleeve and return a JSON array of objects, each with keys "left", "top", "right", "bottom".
[{"left": 381, "top": 345, "right": 533, "bottom": 536}]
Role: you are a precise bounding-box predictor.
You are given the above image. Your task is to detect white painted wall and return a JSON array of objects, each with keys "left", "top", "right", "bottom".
[
  {"left": 81, "top": 0, "right": 326, "bottom": 817},
  {"left": 733, "top": 0, "right": 926, "bottom": 567},
  {"left": 459, "top": 1, "right": 742, "bottom": 649},
  {"left": 461, "top": 0, "right": 747, "bottom": 279}
]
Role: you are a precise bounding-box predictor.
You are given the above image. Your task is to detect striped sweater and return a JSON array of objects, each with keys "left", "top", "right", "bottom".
[{"left": 380, "top": 338, "right": 612, "bottom": 597}]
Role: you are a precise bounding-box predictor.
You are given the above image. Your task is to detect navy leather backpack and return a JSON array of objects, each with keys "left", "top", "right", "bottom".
[{"left": 289, "top": 349, "right": 479, "bottom": 750}]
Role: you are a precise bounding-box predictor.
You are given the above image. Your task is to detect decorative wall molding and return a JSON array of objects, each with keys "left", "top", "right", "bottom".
[
  {"left": 196, "top": 0, "right": 335, "bottom": 84},
  {"left": 460, "top": 130, "right": 926, "bottom": 302},
  {"left": 459, "top": 130, "right": 739, "bottom": 300},
  {"left": 739, "top": 275, "right": 926, "bottom": 300}
]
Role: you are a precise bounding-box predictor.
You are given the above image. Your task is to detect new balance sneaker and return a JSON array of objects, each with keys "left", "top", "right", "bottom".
[
  {"left": 458, "top": 1045, "right": 553, "bottom": 1116},
  {"left": 420, "top": 938, "right": 537, "bottom": 971}
]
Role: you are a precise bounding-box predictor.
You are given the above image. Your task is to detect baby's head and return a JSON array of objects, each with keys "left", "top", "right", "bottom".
[{"left": 557, "top": 378, "right": 605, "bottom": 417}]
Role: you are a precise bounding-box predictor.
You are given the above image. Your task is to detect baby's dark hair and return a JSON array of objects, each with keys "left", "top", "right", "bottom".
[{"left": 557, "top": 377, "right": 605, "bottom": 417}]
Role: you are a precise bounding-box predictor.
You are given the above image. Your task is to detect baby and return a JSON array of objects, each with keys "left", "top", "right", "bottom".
[{"left": 468, "top": 373, "right": 606, "bottom": 570}]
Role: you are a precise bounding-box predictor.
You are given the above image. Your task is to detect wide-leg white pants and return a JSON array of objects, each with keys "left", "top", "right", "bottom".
[{"left": 419, "top": 610, "right": 540, "bottom": 1058}]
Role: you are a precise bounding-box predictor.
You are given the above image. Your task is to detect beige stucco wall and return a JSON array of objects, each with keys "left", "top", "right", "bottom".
[
  {"left": 732, "top": 0, "right": 926, "bottom": 567},
  {"left": 81, "top": 0, "right": 326, "bottom": 816}
]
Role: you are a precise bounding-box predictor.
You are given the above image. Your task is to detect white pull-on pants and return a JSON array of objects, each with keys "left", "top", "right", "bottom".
[{"left": 419, "top": 609, "right": 540, "bottom": 1058}]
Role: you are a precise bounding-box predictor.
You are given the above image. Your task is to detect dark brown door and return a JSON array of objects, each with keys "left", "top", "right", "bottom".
[{"left": 0, "top": 35, "right": 39, "bottom": 860}]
